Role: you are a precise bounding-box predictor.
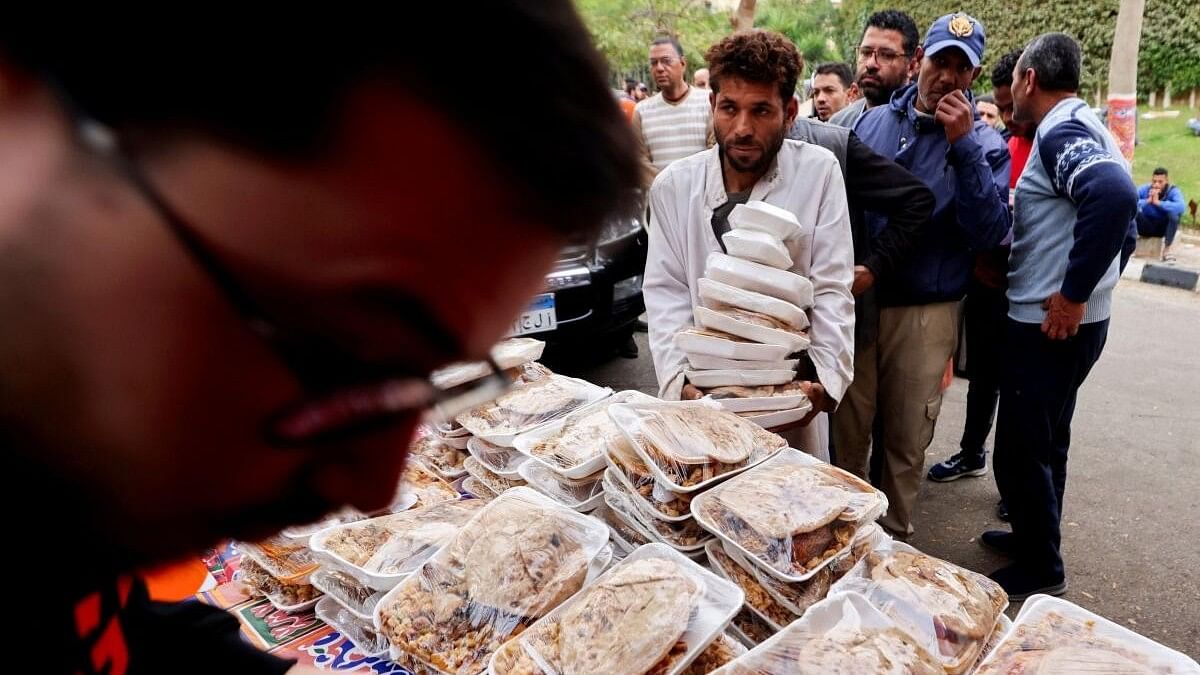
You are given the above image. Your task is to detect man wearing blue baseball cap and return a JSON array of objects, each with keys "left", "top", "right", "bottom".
[{"left": 835, "top": 12, "right": 1011, "bottom": 537}]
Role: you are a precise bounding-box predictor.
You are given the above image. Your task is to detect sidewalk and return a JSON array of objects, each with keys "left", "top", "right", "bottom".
[{"left": 1121, "top": 230, "right": 1200, "bottom": 289}]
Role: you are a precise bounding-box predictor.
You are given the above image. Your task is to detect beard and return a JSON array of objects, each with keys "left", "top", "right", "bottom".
[
  {"left": 858, "top": 71, "right": 907, "bottom": 106},
  {"left": 717, "top": 125, "right": 786, "bottom": 175}
]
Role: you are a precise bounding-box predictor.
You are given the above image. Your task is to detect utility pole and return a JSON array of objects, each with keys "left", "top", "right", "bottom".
[{"left": 1106, "top": 0, "right": 1146, "bottom": 163}]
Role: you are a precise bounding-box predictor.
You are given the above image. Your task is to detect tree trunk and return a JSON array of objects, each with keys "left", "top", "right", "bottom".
[
  {"left": 732, "top": 0, "right": 756, "bottom": 31},
  {"left": 1106, "top": 0, "right": 1146, "bottom": 162}
]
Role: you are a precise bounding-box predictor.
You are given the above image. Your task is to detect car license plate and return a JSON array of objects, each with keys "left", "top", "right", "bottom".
[{"left": 509, "top": 293, "right": 557, "bottom": 336}]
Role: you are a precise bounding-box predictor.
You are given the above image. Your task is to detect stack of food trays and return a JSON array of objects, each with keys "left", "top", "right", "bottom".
[
  {"left": 373, "top": 488, "right": 612, "bottom": 674},
  {"left": 452, "top": 359, "right": 611, "bottom": 504},
  {"left": 308, "top": 498, "right": 487, "bottom": 655},
  {"left": 600, "top": 398, "right": 788, "bottom": 562},
  {"left": 974, "top": 595, "right": 1199, "bottom": 673},
  {"left": 488, "top": 542, "right": 744, "bottom": 675},
  {"left": 711, "top": 591, "right": 947, "bottom": 673},
  {"left": 674, "top": 201, "right": 815, "bottom": 428},
  {"left": 509, "top": 390, "right": 654, "bottom": 513},
  {"left": 829, "top": 539, "right": 1010, "bottom": 673},
  {"left": 419, "top": 338, "right": 553, "bottom": 485},
  {"left": 237, "top": 536, "right": 323, "bottom": 612}
]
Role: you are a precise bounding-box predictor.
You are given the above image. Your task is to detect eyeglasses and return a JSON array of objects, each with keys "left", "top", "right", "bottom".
[
  {"left": 858, "top": 47, "right": 909, "bottom": 65},
  {"left": 61, "top": 98, "right": 512, "bottom": 446},
  {"left": 649, "top": 57, "right": 678, "bottom": 68}
]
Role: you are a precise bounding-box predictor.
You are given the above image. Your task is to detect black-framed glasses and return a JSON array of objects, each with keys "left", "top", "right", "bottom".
[
  {"left": 857, "top": 47, "right": 909, "bottom": 65},
  {"left": 65, "top": 108, "right": 512, "bottom": 445}
]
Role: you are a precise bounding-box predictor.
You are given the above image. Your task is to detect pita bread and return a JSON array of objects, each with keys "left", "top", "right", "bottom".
[
  {"left": 558, "top": 558, "right": 700, "bottom": 675},
  {"left": 790, "top": 626, "right": 943, "bottom": 675},
  {"left": 719, "top": 471, "right": 851, "bottom": 539},
  {"left": 867, "top": 551, "right": 1004, "bottom": 641},
  {"left": 1035, "top": 647, "right": 1153, "bottom": 674},
  {"left": 641, "top": 404, "right": 782, "bottom": 465},
  {"left": 464, "top": 505, "right": 589, "bottom": 618}
]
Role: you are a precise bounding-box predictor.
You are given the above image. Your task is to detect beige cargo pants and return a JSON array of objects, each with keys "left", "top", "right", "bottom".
[{"left": 832, "top": 301, "right": 960, "bottom": 535}]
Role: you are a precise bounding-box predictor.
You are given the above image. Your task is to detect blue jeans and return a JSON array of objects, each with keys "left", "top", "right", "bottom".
[{"left": 1136, "top": 211, "right": 1180, "bottom": 247}]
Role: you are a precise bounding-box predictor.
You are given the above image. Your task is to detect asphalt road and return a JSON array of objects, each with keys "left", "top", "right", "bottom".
[{"left": 550, "top": 277, "right": 1200, "bottom": 657}]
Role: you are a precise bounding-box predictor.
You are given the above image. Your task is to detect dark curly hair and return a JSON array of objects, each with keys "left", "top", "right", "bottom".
[{"left": 705, "top": 30, "right": 801, "bottom": 105}]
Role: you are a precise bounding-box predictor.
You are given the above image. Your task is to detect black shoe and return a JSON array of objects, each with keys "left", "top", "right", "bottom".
[
  {"left": 996, "top": 499, "right": 1010, "bottom": 522},
  {"left": 926, "top": 450, "right": 987, "bottom": 482},
  {"left": 988, "top": 563, "right": 1067, "bottom": 602},
  {"left": 634, "top": 320, "right": 649, "bottom": 333},
  {"left": 980, "top": 530, "right": 1016, "bottom": 556}
]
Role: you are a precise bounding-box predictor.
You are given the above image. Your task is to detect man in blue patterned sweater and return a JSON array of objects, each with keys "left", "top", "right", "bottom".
[{"left": 981, "top": 33, "right": 1138, "bottom": 599}]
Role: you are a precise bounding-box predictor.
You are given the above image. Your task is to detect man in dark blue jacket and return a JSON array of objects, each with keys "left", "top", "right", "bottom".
[{"left": 832, "top": 12, "right": 1011, "bottom": 536}]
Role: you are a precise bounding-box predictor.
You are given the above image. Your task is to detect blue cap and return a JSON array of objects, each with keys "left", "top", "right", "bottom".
[{"left": 923, "top": 13, "right": 986, "bottom": 67}]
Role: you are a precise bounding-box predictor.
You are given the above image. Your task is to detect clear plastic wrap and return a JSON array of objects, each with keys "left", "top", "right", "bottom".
[
  {"left": 678, "top": 633, "right": 749, "bottom": 675},
  {"left": 401, "top": 462, "right": 462, "bottom": 509},
  {"left": 703, "top": 383, "right": 809, "bottom": 414},
  {"left": 602, "top": 469, "right": 712, "bottom": 551},
  {"left": 464, "top": 455, "right": 527, "bottom": 495},
  {"left": 281, "top": 508, "right": 371, "bottom": 542},
  {"left": 462, "top": 477, "right": 498, "bottom": 501},
  {"left": 721, "top": 229, "right": 793, "bottom": 270},
  {"left": 675, "top": 329, "right": 792, "bottom": 363},
  {"left": 705, "top": 253, "right": 814, "bottom": 308},
  {"left": 431, "top": 339, "right": 546, "bottom": 390},
  {"left": 238, "top": 557, "right": 323, "bottom": 611},
  {"left": 511, "top": 391, "right": 656, "bottom": 479},
  {"left": 693, "top": 307, "right": 810, "bottom": 353},
  {"left": 410, "top": 427, "right": 469, "bottom": 479},
  {"left": 750, "top": 523, "right": 887, "bottom": 617},
  {"left": 727, "top": 201, "right": 801, "bottom": 240},
  {"left": 974, "top": 595, "right": 1200, "bottom": 674},
  {"left": 589, "top": 502, "right": 652, "bottom": 554},
  {"left": 728, "top": 607, "right": 776, "bottom": 646},
  {"left": 488, "top": 543, "right": 744, "bottom": 675},
  {"left": 240, "top": 536, "right": 319, "bottom": 584},
  {"left": 456, "top": 373, "right": 612, "bottom": 445},
  {"left": 609, "top": 399, "right": 787, "bottom": 494},
  {"left": 316, "top": 596, "right": 392, "bottom": 657},
  {"left": 374, "top": 488, "right": 611, "bottom": 675},
  {"left": 518, "top": 460, "right": 604, "bottom": 512},
  {"left": 311, "top": 499, "right": 485, "bottom": 591},
  {"left": 830, "top": 539, "right": 1008, "bottom": 674},
  {"left": 698, "top": 278, "right": 808, "bottom": 331},
  {"left": 686, "top": 354, "right": 800, "bottom": 372},
  {"left": 690, "top": 449, "right": 888, "bottom": 582},
  {"left": 711, "top": 591, "right": 943, "bottom": 674},
  {"left": 310, "top": 567, "right": 389, "bottom": 620},
  {"left": 605, "top": 441, "right": 694, "bottom": 521},
  {"left": 467, "top": 436, "right": 529, "bottom": 479},
  {"left": 704, "top": 541, "right": 798, "bottom": 630}
]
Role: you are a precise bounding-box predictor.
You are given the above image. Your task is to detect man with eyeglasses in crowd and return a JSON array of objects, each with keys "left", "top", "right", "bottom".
[
  {"left": 633, "top": 36, "right": 714, "bottom": 187},
  {"left": 835, "top": 13, "right": 1012, "bottom": 537},
  {"left": 0, "top": 7, "right": 639, "bottom": 674},
  {"left": 829, "top": 10, "right": 923, "bottom": 129}
]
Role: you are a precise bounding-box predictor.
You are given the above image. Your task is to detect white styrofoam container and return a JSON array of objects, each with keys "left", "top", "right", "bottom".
[
  {"left": 694, "top": 306, "right": 810, "bottom": 352},
  {"left": 686, "top": 369, "right": 797, "bottom": 388},
  {"left": 675, "top": 329, "right": 791, "bottom": 362},
  {"left": 721, "top": 229, "right": 792, "bottom": 270}
]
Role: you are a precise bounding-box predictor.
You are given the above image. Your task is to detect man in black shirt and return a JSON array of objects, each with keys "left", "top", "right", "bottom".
[{"left": 0, "top": 9, "right": 638, "bottom": 674}]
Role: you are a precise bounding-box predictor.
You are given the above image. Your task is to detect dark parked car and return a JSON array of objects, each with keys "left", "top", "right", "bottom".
[{"left": 508, "top": 214, "right": 647, "bottom": 350}]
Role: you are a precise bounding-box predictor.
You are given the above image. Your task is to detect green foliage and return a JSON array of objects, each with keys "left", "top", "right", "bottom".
[
  {"left": 752, "top": 0, "right": 842, "bottom": 67},
  {"left": 575, "top": 0, "right": 727, "bottom": 85},
  {"left": 833, "top": 0, "right": 1200, "bottom": 97}
]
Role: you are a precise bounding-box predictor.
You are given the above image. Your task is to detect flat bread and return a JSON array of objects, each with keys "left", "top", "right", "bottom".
[
  {"left": 641, "top": 405, "right": 781, "bottom": 465},
  {"left": 792, "top": 626, "right": 943, "bottom": 675},
  {"left": 559, "top": 558, "right": 699, "bottom": 675},
  {"left": 1035, "top": 646, "right": 1153, "bottom": 674},
  {"left": 464, "top": 505, "right": 589, "bottom": 618},
  {"left": 867, "top": 551, "right": 1004, "bottom": 640},
  {"left": 718, "top": 471, "right": 851, "bottom": 539}
]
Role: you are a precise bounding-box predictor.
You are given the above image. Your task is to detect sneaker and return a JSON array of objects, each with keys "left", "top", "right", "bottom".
[
  {"left": 926, "top": 451, "right": 987, "bottom": 482},
  {"left": 980, "top": 530, "right": 1016, "bottom": 556},
  {"left": 996, "top": 499, "right": 1010, "bottom": 522},
  {"left": 988, "top": 563, "right": 1067, "bottom": 602}
]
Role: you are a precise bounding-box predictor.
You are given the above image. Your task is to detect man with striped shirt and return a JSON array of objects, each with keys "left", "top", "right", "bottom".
[{"left": 633, "top": 36, "right": 713, "bottom": 186}]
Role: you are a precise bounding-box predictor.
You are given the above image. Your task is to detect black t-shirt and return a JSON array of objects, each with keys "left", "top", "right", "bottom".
[{"left": 710, "top": 190, "right": 751, "bottom": 245}]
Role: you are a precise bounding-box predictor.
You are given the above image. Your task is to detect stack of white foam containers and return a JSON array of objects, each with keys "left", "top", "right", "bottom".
[{"left": 674, "top": 201, "right": 815, "bottom": 428}]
